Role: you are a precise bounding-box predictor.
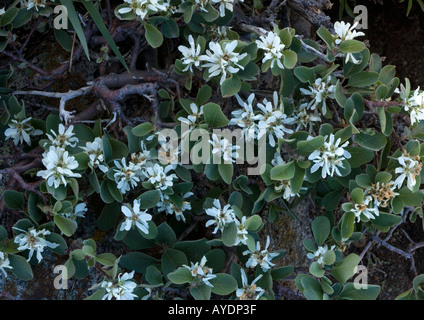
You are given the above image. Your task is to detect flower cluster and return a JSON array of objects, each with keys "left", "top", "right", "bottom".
[
  {"left": 307, "top": 244, "right": 336, "bottom": 266},
  {"left": 120, "top": 199, "right": 153, "bottom": 234},
  {"left": 229, "top": 92, "right": 295, "bottom": 147},
  {"left": 333, "top": 21, "right": 365, "bottom": 64},
  {"left": 183, "top": 256, "right": 217, "bottom": 287},
  {"left": 242, "top": 236, "right": 278, "bottom": 272},
  {"left": 100, "top": 271, "right": 138, "bottom": 300},
  {"left": 401, "top": 87, "right": 424, "bottom": 126},
  {"left": 350, "top": 195, "right": 380, "bottom": 222},
  {"left": 255, "top": 30, "right": 286, "bottom": 69},
  {"left": 300, "top": 76, "right": 335, "bottom": 116},
  {"left": 0, "top": 251, "right": 12, "bottom": 277},
  {"left": 13, "top": 227, "right": 59, "bottom": 263},
  {"left": 394, "top": 151, "right": 423, "bottom": 191},
  {"left": 4, "top": 117, "right": 42, "bottom": 146},
  {"left": 236, "top": 268, "right": 265, "bottom": 300},
  {"left": 118, "top": 0, "right": 167, "bottom": 19},
  {"left": 308, "top": 134, "right": 351, "bottom": 179}
]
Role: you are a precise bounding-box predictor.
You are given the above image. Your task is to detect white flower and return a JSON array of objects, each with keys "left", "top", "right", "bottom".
[
  {"left": 333, "top": 21, "right": 365, "bottom": 64},
  {"left": 195, "top": 0, "right": 210, "bottom": 12},
  {"left": 101, "top": 271, "right": 138, "bottom": 300},
  {"left": 402, "top": 87, "right": 424, "bottom": 126},
  {"left": 255, "top": 31, "right": 285, "bottom": 69},
  {"left": 37, "top": 146, "right": 82, "bottom": 188},
  {"left": 113, "top": 157, "right": 142, "bottom": 194},
  {"left": 0, "top": 251, "right": 13, "bottom": 277},
  {"left": 13, "top": 227, "right": 59, "bottom": 263},
  {"left": 292, "top": 103, "right": 321, "bottom": 133},
  {"left": 118, "top": 0, "right": 166, "bottom": 19},
  {"left": 62, "top": 202, "right": 88, "bottom": 227},
  {"left": 209, "top": 133, "right": 240, "bottom": 163},
  {"left": 143, "top": 163, "right": 177, "bottom": 193},
  {"left": 365, "top": 181, "right": 399, "bottom": 208},
  {"left": 254, "top": 92, "right": 295, "bottom": 147},
  {"left": 130, "top": 141, "right": 152, "bottom": 169},
  {"left": 242, "top": 236, "right": 279, "bottom": 272},
  {"left": 394, "top": 152, "right": 422, "bottom": 191},
  {"left": 46, "top": 124, "right": 79, "bottom": 149},
  {"left": 350, "top": 195, "right": 380, "bottom": 222},
  {"left": 200, "top": 40, "right": 247, "bottom": 85},
  {"left": 178, "top": 103, "right": 204, "bottom": 132},
  {"left": 234, "top": 216, "right": 249, "bottom": 246},
  {"left": 308, "top": 134, "right": 351, "bottom": 179},
  {"left": 183, "top": 256, "right": 217, "bottom": 287},
  {"left": 229, "top": 93, "right": 258, "bottom": 141},
  {"left": 157, "top": 192, "right": 193, "bottom": 222},
  {"left": 0, "top": 8, "right": 5, "bottom": 15},
  {"left": 24, "top": 0, "right": 47, "bottom": 11},
  {"left": 4, "top": 117, "right": 42, "bottom": 146},
  {"left": 211, "top": 0, "right": 242, "bottom": 17},
  {"left": 307, "top": 244, "right": 336, "bottom": 266},
  {"left": 236, "top": 268, "right": 264, "bottom": 300},
  {"left": 300, "top": 76, "right": 335, "bottom": 115},
  {"left": 178, "top": 35, "right": 202, "bottom": 73},
  {"left": 205, "top": 199, "right": 236, "bottom": 234},
  {"left": 120, "top": 199, "right": 152, "bottom": 234},
  {"left": 80, "top": 137, "right": 107, "bottom": 171}
]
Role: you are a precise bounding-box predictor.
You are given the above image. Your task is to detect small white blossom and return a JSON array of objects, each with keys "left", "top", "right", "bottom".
[
  {"left": 46, "top": 124, "right": 79, "bottom": 149},
  {"left": 183, "top": 256, "right": 216, "bottom": 287},
  {"left": 236, "top": 268, "right": 264, "bottom": 300},
  {"left": 308, "top": 134, "right": 351, "bottom": 179},
  {"left": 118, "top": 0, "right": 166, "bottom": 19},
  {"left": 402, "top": 87, "right": 424, "bottom": 126},
  {"left": 211, "top": 0, "right": 242, "bottom": 17},
  {"left": 205, "top": 199, "right": 236, "bottom": 234},
  {"left": 62, "top": 202, "right": 88, "bottom": 227},
  {"left": 229, "top": 93, "right": 258, "bottom": 141},
  {"left": 234, "top": 216, "right": 249, "bottom": 246},
  {"left": 300, "top": 76, "right": 335, "bottom": 115},
  {"left": 80, "top": 137, "right": 107, "bottom": 172},
  {"left": 209, "top": 133, "right": 240, "bottom": 163},
  {"left": 0, "top": 8, "right": 5, "bottom": 15},
  {"left": 307, "top": 244, "right": 336, "bottom": 266},
  {"left": 254, "top": 91, "right": 295, "bottom": 147},
  {"left": 23, "top": 0, "right": 47, "bottom": 11},
  {"left": 292, "top": 103, "right": 321, "bottom": 133},
  {"left": 0, "top": 251, "right": 13, "bottom": 277},
  {"left": 350, "top": 195, "right": 380, "bottom": 222},
  {"left": 333, "top": 21, "right": 365, "bottom": 64},
  {"left": 178, "top": 35, "right": 202, "bottom": 73},
  {"left": 394, "top": 152, "right": 422, "bottom": 191},
  {"left": 13, "top": 227, "right": 59, "bottom": 263},
  {"left": 157, "top": 192, "right": 193, "bottom": 222},
  {"left": 4, "top": 117, "right": 42, "bottom": 146},
  {"left": 101, "top": 271, "right": 138, "bottom": 300},
  {"left": 255, "top": 31, "right": 285, "bottom": 69},
  {"left": 242, "top": 236, "right": 279, "bottom": 272},
  {"left": 37, "top": 146, "right": 82, "bottom": 188},
  {"left": 120, "top": 199, "right": 152, "bottom": 234},
  {"left": 113, "top": 157, "right": 142, "bottom": 194},
  {"left": 143, "top": 163, "right": 177, "bottom": 193},
  {"left": 200, "top": 40, "right": 247, "bottom": 85},
  {"left": 178, "top": 103, "right": 204, "bottom": 132}
]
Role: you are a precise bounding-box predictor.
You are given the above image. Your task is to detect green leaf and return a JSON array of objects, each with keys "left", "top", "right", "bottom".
[
  {"left": 156, "top": 222, "right": 177, "bottom": 247},
  {"left": 372, "top": 213, "right": 402, "bottom": 229},
  {"left": 168, "top": 267, "right": 193, "bottom": 284},
  {"left": 294, "top": 66, "right": 315, "bottom": 84},
  {"left": 296, "top": 136, "right": 324, "bottom": 156},
  {"left": 203, "top": 103, "right": 229, "bottom": 128},
  {"left": 353, "top": 131, "right": 387, "bottom": 151},
  {"left": 348, "top": 72, "right": 379, "bottom": 87},
  {"left": 161, "top": 18, "right": 179, "bottom": 38},
  {"left": 339, "top": 40, "right": 366, "bottom": 53},
  {"left": 97, "top": 201, "right": 120, "bottom": 231},
  {"left": 270, "top": 161, "right": 295, "bottom": 181},
  {"left": 196, "top": 85, "right": 212, "bottom": 105},
  {"left": 331, "top": 253, "right": 360, "bottom": 284},
  {"left": 144, "top": 23, "right": 163, "bottom": 48},
  {"left": 138, "top": 190, "right": 161, "bottom": 209},
  {"left": 341, "top": 212, "right": 356, "bottom": 239},
  {"left": 244, "top": 215, "right": 262, "bottom": 232},
  {"left": 0, "top": 225, "right": 7, "bottom": 242},
  {"left": 218, "top": 163, "right": 233, "bottom": 184},
  {"left": 271, "top": 266, "right": 294, "bottom": 280},
  {"left": 60, "top": 0, "right": 89, "bottom": 59},
  {"left": 9, "top": 254, "right": 33, "bottom": 280},
  {"left": 209, "top": 273, "right": 238, "bottom": 295},
  {"left": 190, "top": 284, "right": 212, "bottom": 300},
  {"left": 132, "top": 122, "right": 153, "bottom": 137},
  {"left": 398, "top": 188, "right": 423, "bottom": 206},
  {"left": 162, "top": 248, "right": 188, "bottom": 277},
  {"left": 312, "top": 216, "right": 331, "bottom": 246},
  {"left": 282, "top": 50, "right": 297, "bottom": 69},
  {"left": 0, "top": 7, "right": 19, "bottom": 26},
  {"left": 120, "top": 252, "right": 159, "bottom": 274},
  {"left": 221, "top": 76, "right": 241, "bottom": 97},
  {"left": 309, "top": 261, "right": 325, "bottom": 277},
  {"left": 145, "top": 265, "right": 163, "bottom": 285},
  {"left": 222, "top": 222, "right": 238, "bottom": 246},
  {"left": 379, "top": 65, "right": 396, "bottom": 85},
  {"left": 54, "top": 215, "right": 77, "bottom": 237},
  {"left": 54, "top": 29, "right": 73, "bottom": 52},
  {"left": 316, "top": 27, "right": 335, "bottom": 48},
  {"left": 3, "top": 190, "right": 25, "bottom": 210},
  {"left": 350, "top": 187, "right": 364, "bottom": 204},
  {"left": 338, "top": 283, "right": 381, "bottom": 300}
]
